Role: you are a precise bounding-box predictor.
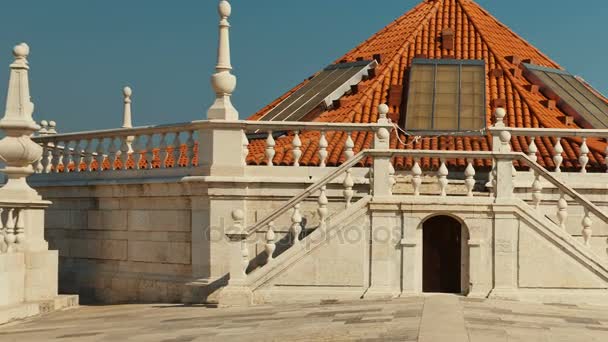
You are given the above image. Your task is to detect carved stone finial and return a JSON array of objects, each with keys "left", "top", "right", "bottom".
[
  {"left": 48, "top": 120, "right": 57, "bottom": 135},
  {"left": 207, "top": 0, "right": 239, "bottom": 120},
  {"left": 494, "top": 107, "right": 506, "bottom": 127},
  {"left": 377, "top": 103, "right": 390, "bottom": 125},
  {"left": 13, "top": 43, "right": 29, "bottom": 60},
  {"left": 0, "top": 43, "right": 43, "bottom": 199}
]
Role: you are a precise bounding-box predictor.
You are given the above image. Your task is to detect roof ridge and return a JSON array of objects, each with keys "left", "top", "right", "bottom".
[{"left": 457, "top": 0, "right": 561, "bottom": 70}]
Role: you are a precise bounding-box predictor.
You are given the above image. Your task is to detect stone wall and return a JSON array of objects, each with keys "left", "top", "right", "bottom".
[
  {"left": 34, "top": 169, "right": 370, "bottom": 304},
  {"left": 41, "top": 184, "right": 193, "bottom": 303}
]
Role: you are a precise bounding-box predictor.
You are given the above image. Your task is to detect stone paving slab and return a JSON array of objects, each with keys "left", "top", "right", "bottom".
[{"left": 1, "top": 296, "right": 608, "bottom": 341}]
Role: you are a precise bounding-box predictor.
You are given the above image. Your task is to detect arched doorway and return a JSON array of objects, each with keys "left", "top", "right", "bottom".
[{"left": 422, "top": 215, "right": 462, "bottom": 293}]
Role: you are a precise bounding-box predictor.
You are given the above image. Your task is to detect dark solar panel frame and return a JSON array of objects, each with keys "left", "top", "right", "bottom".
[
  {"left": 259, "top": 60, "right": 376, "bottom": 122},
  {"left": 523, "top": 63, "right": 608, "bottom": 129}
]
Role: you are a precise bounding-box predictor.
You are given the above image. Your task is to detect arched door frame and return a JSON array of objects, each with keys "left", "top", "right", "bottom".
[{"left": 401, "top": 213, "right": 470, "bottom": 295}]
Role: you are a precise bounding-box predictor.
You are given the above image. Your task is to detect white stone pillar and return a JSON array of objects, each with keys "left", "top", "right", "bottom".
[
  {"left": 366, "top": 202, "right": 401, "bottom": 298},
  {"left": 217, "top": 209, "right": 253, "bottom": 307},
  {"left": 0, "top": 43, "right": 58, "bottom": 307},
  {"left": 372, "top": 104, "right": 392, "bottom": 198},
  {"left": 207, "top": 0, "right": 238, "bottom": 121},
  {"left": 491, "top": 210, "right": 520, "bottom": 299},
  {"left": 0, "top": 43, "right": 43, "bottom": 201},
  {"left": 492, "top": 108, "right": 514, "bottom": 199},
  {"left": 122, "top": 86, "right": 134, "bottom": 152},
  {"left": 200, "top": 1, "right": 245, "bottom": 177}
]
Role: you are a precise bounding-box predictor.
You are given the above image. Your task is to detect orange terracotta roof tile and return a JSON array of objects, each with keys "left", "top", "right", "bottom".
[{"left": 246, "top": 0, "right": 607, "bottom": 171}]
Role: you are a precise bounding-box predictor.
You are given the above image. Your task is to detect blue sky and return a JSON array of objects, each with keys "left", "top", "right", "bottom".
[{"left": 0, "top": 0, "right": 606, "bottom": 133}]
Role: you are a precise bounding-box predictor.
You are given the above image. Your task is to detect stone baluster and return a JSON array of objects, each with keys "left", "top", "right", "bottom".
[
  {"left": 33, "top": 153, "right": 43, "bottom": 174},
  {"left": 528, "top": 137, "right": 538, "bottom": 172},
  {"left": 290, "top": 203, "right": 302, "bottom": 244},
  {"left": 170, "top": 133, "right": 181, "bottom": 167},
  {"left": 83, "top": 139, "right": 95, "bottom": 172},
  {"left": 264, "top": 221, "right": 276, "bottom": 264},
  {"left": 531, "top": 171, "right": 543, "bottom": 209},
  {"left": 73, "top": 140, "right": 83, "bottom": 172},
  {"left": 64, "top": 140, "right": 75, "bottom": 172},
  {"left": 292, "top": 131, "right": 302, "bottom": 167},
  {"left": 557, "top": 193, "right": 568, "bottom": 230},
  {"left": 265, "top": 131, "right": 275, "bottom": 166},
  {"left": 51, "top": 140, "right": 63, "bottom": 173},
  {"left": 108, "top": 137, "right": 119, "bottom": 170},
  {"left": 465, "top": 161, "right": 476, "bottom": 197},
  {"left": 438, "top": 158, "right": 449, "bottom": 197},
  {"left": 343, "top": 169, "right": 354, "bottom": 208},
  {"left": 344, "top": 132, "right": 354, "bottom": 160},
  {"left": 579, "top": 137, "right": 589, "bottom": 174},
  {"left": 145, "top": 134, "right": 155, "bottom": 169},
  {"left": 318, "top": 131, "right": 328, "bottom": 167},
  {"left": 158, "top": 133, "right": 168, "bottom": 169},
  {"left": 582, "top": 209, "right": 593, "bottom": 247},
  {"left": 2, "top": 208, "right": 16, "bottom": 252},
  {"left": 412, "top": 159, "right": 422, "bottom": 196},
  {"left": 95, "top": 138, "right": 106, "bottom": 171},
  {"left": 40, "top": 141, "right": 52, "bottom": 173},
  {"left": 119, "top": 136, "right": 131, "bottom": 170},
  {"left": 186, "top": 131, "right": 195, "bottom": 166},
  {"left": 14, "top": 208, "right": 24, "bottom": 245},
  {"left": 134, "top": 135, "right": 146, "bottom": 170},
  {"left": 553, "top": 138, "right": 564, "bottom": 172},
  {"left": 317, "top": 186, "right": 328, "bottom": 230},
  {"left": 241, "top": 130, "right": 249, "bottom": 167},
  {"left": 388, "top": 161, "right": 396, "bottom": 196}
]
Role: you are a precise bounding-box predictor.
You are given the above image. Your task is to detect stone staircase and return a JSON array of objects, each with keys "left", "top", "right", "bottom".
[{"left": 217, "top": 148, "right": 608, "bottom": 306}]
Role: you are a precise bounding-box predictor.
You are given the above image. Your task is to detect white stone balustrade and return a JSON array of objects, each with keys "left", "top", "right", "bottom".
[
  {"left": 241, "top": 121, "right": 391, "bottom": 167},
  {"left": 32, "top": 124, "right": 198, "bottom": 173},
  {"left": 489, "top": 126, "right": 608, "bottom": 173}
]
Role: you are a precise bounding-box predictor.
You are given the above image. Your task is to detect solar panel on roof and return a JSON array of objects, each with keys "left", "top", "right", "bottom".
[
  {"left": 259, "top": 60, "right": 377, "bottom": 122},
  {"left": 523, "top": 63, "right": 608, "bottom": 129}
]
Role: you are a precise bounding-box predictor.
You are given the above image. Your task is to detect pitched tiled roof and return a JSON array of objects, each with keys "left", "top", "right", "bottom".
[{"left": 246, "top": 0, "right": 608, "bottom": 171}]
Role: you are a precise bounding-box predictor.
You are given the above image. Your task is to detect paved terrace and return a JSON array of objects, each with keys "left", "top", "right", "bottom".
[{"left": 1, "top": 295, "right": 608, "bottom": 341}]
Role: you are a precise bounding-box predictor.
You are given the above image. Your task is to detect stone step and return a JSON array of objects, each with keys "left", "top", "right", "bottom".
[{"left": 0, "top": 295, "right": 79, "bottom": 326}]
